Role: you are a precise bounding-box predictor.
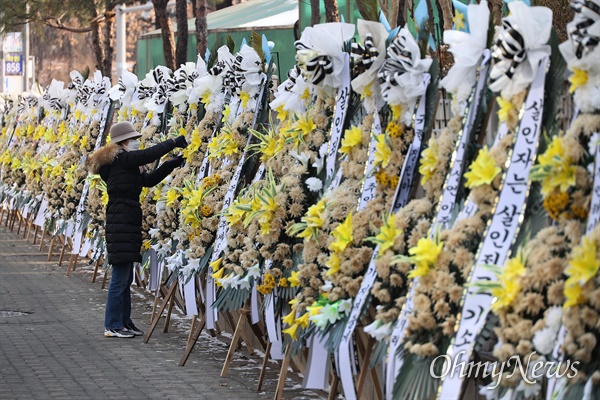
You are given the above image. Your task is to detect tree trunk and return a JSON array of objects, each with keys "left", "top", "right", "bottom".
[
  {"left": 438, "top": 0, "right": 454, "bottom": 31},
  {"left": 153, "top": 0, "right": 176, "bottom": 70},
  {"left": 90, "top": 8, "right": 106, "bottom": 75},
  {"left": 310, "top": 0, "right": 320, "bottom": 26},
  {"left": 491, "top": 0, "right": 503, "bottom": 26},
  {"left": 195, "top": 0, "right": 207, "bottom": 60},
  {"left": 175, "top": 0, "right": 188, "bottom": 68},
  {"left": 102, "top": 10, "right": 116, "bottom": 81},
  {"left": 323, "top": 0, "right": 339, "bottom": 23},
  {"left": 393, "top": 0, "right": 404, "bottom": 28}
]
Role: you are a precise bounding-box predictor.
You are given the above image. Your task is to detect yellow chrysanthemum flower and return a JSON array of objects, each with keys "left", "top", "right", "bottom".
[
  {"left": 368, "top": 213, "right": 402, "bottom": 255},
  {"left": 325, "top": 253, "right": 341, "bottom": 276},
  {"left": 293, "top": 197, "right": 328, "bottom": 240},
  {"left": 339, "top": 126, "right": 363, "bottom": 155},
  {"left": 163, "top": 188, "right": 180, "bottom": 207},
  {"left": 275, "top": 105, "right": 289, "bottom": 122},
  {"left": 569, "top": 68, "right": 588, "bottom": 94},
  {"left": 79, "top": 135, "right": 89, "bottom": 151},
  {"left": 200, "top": 91, "right": 211, "bottom": 106},
  {"left": 240, "top": 91, "right": 250, "bottom": 108},
  {"left": 464, "top": 146, "right": 501, "bottom": 188},
  {"left": 531, "top": 136, "right": 577, "bottom": 196},
  {"left": 565, "top": 236, "right": 599, "bottom": 286},
  {"left": 406, "top": 237, "right": 444, "bottom": 278},
  {"left": 497, "top": 96, "right": 517, "bottom": 124},
  {"left": 288, "top": 270, "right": 300, "bottom": 287},
  {"left": 563, "top": 282, "right": 584, "bottom": 309},
  {"left": 419, "top": 136, "right": 438, "bottom": 185},
  {"left": 391, "top": 104, "right": 402, "bottom": 121},
  {"left": 374, "top": 133, "right": 391, "bottom": 168},
  {"left": 491, "top": 278, "right": 521, "bottom": 313},
  {"left": 328, "top": 213, "right": 353, "bottom": 253}
]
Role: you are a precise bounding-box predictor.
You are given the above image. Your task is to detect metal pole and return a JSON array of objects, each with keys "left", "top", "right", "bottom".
[
  {"left": 1, "top": 36, "right": 5, "bottom": 93},
  {"left": 23, "top": 5, "right": 30, "bottom": 92},
  {"left": 116, "top": 5, "right": 126, "bottom": 78}
]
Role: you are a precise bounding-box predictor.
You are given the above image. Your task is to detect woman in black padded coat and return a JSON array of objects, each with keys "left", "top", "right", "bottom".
[{"left": 88, "top": 121, "right": 187, "bottom": 338}]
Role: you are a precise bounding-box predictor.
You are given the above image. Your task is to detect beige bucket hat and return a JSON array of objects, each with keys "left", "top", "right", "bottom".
[{"left": 110, "top": 122, "right": 142, "bottom": 144}]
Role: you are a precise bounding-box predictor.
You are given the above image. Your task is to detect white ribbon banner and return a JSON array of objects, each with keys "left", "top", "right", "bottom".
[
  {"left": 586, "top": 137, "right": 600, "bottom": 233},
  {"left": 432, "top": 52, "right": 491, "bottom": 232},
  {"left": 326, "top": 53, "right": 351, "bottom": 183},
  {"left": 184, "top": 278, "right": 198, "bottom": 316},
  {"left": 303, "top": 333, "right": 331, "bottom": 390},
  {"left": 337, "top": 76, "right": 430, "bottom": 400},
  {"left": 34, "top": 198, "right": 48, "bottom": 227},
  {"left": 439, "top": 56, "right": 548, "bottom": 399},
  {"left": 250, "top": 282, "right": 259, "bottom": 325},
  {"left": 264, "top": 284, "right": 284, "bottom": 360},
  {"left": 357, "top": 111, "right": 382, "bottom": 210},
  {"left": 392, "top": 75, "right": 431, "bottom": 211}
]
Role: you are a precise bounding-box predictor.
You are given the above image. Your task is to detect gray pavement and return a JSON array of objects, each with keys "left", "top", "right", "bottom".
[{"left": 0, "top": 225, "right": 325, "bottom": 400}]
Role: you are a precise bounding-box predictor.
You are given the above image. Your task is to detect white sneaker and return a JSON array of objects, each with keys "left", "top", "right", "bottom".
[{"left": 104, "top": 328, "right": 135, "bottom": 338}]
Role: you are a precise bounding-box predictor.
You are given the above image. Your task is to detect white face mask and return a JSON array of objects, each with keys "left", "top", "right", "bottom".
[{"left": 128, "top": 139, "right": 140, "bottom": 151}]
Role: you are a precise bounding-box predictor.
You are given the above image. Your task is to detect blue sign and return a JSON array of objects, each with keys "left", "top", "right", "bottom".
[{"left": 5, "top": 53, "right": 23, "bottom": 75}]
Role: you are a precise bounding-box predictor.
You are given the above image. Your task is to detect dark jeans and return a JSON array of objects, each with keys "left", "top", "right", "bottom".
[{"left": 104, "top": 262, "right": 134, "bottom": 330}]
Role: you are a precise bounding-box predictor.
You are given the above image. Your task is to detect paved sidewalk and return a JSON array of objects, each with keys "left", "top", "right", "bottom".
[{"left": 0, "top": 225, "right": 325, "bottom": 400}]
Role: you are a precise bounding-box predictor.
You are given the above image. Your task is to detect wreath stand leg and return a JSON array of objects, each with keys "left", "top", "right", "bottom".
[
  {"left": 273, "top": 343, "right": 292, "bottom": 400},
  {"left": 26, "top": 216, "right": 34, "bottom": 240},
  {"left": 179, "top": 276, "right": 207, "bottom": 366},
  {"left": 38, "top": 229, "right": 46, "bottom": 251},
  {"left": 58, "top": 235, "right": 72, "bottom": 267},
  {"left": 144, "top": 277, "right": 178, "bottom": 343},
  {"left": 47, "top": 236, "right": 56, "bottom": 261},
  {"left": 256, "top": 341, "right": 272, "bottom": 391},
  {"left": 32, "top": 225, "right": 39, "bottom": 244},
  {"left": 92, "top": 257, "right": 102, "bottom": 283},
  {"left": 101, "top": 268, "right": 110, "bottom": 289},
  {"left": 355, "top": 329, "right": 382, "bottom": 400}
]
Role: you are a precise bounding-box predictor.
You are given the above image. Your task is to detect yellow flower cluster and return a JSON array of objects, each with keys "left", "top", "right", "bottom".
[
  {"left": 464, "top": 146, "right": 501, "bottom": 188},
  {"left": 257, "top": 273, "right": 277, "bottom": 295},
  {"left": 367, "top": 213, "right": 402, "bottom": 255},
  {"left": 207, "top": 125, "right": 240, "bottom": 160},
  {"left": 182, "top": 127, "right": 203, "bottom": 160},
  {"left": 419, "top": 136, "right": 439, "bottom": 185},
  {"left": 290, "top": 197, "right": 329, "bottom": 241},
  {"left": 401, "top": 236, "right": 444, "bottom": 278},
  {"left": 326, "top": 213, "right": 353, "bottom": 276},
  {"left": 375, "top": 170, "right": 399, "bottom": 188},
  {"left": 339, "top": 126, "right": 362, "bottom": 155},
  {"left": 564, "top": 235, "right": 600, "bottom": 309},
  {"left": 491, "top": 253, "right": 526, "bottom": 312},
  {"left": 531, "top": 136, "right": 577, "bottom": 196}
]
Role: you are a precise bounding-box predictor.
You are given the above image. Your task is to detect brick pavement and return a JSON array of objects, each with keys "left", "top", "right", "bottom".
[{"left": 0, "top": 225, "right": 326, "bottom": 400}]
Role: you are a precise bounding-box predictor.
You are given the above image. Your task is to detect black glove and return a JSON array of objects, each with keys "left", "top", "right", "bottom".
[
  {"left": 164, "top": 155, "right": 185, "bottom": 169},
  {"left": 173, "top": 135, "right": 188, "bottom": 148}
]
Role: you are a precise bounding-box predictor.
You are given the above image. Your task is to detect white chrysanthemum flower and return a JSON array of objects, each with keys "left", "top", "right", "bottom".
[
  {"left": 545, "top": 306, "right": 563, "bottom": 333},
  {"left": 321, "top": 280, "right": 333, "bottom": 291},
  {"left": 305, "top": 177, "right": 323, "bottom": 192},
  {"left": 532, "top": 327, "right": 556, "bottom": 355}
]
